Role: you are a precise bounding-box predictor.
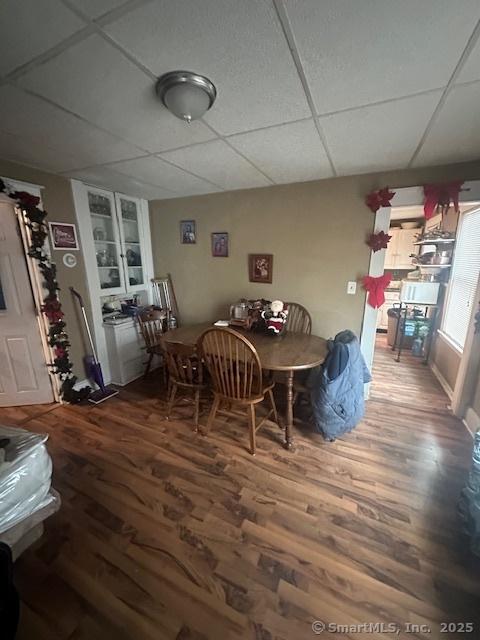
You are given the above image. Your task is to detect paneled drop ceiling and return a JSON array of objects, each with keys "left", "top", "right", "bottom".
[{"left": 1, "top": 0, "right": 480, "bottom": 200}]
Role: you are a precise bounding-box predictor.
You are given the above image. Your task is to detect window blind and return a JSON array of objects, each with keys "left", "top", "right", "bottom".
[{"left": 442, "top": 207, "right": 480, "bottom": 351}]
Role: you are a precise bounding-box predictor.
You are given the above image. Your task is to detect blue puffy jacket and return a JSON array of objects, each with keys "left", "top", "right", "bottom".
[{"left": 309, "top": 330, "right": 371, "bottom": 441}]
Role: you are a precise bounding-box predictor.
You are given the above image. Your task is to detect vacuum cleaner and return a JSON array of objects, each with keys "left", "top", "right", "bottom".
[{"left": 70, "top": 287, "right": 119, "bottom": 404}]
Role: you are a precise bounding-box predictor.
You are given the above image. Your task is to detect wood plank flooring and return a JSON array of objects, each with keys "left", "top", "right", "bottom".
[{"left": 1, "top": 334, "right": 479, "bottom": 639}]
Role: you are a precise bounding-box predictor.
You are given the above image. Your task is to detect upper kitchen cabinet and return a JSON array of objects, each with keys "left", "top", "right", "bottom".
[
  {"left": 87, "top": 187, "right": 125, "bottom": 294},
  {"left": 115, "top": 193, "right": 147, "bottom": 294},
  {"left": 72, "top": 181, "right": 153, "bottom": 298},
  {"left": 384, "top": 228, "right": 418, "bottom": 270}
]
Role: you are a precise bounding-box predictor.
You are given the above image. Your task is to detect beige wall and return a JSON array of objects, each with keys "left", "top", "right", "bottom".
[
  {"left": 473, "top": 374, "right": 480, "bottom": 416},
  {"left": 431, "top": 335, "right": 461, "bottom": 391},
  {"left": 0, "top": 159, "right": 92, "bottom": 380},
  {"left": 150, "top": 160, "right": 480, "bottom": 342}
]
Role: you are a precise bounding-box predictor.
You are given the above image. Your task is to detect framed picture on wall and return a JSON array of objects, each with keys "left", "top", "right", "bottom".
[
  {"left": 180, "top": 220, "right": 196, "bottom": 244},
  {"left": 249, "top": 254, "right": 273, "bottom": 283},
  {"left": 48, "top": 222, "right": 79, "bottom": 250},
  {"left": 211, "top": 232, "right": 228, "bottom": 257}
]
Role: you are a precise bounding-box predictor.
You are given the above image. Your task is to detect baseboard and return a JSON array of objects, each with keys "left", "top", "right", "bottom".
[
  {"left": 430, "top": 362, "right": 453, "bottom": 400},
  {"left": 73, "top": 378, "right": 92, "bottom": 391},
  {"left": 463, "top": 406, "right": 480, "bottom": 437}
]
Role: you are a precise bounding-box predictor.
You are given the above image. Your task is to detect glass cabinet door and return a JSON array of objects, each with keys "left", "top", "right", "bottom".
[
  {"left": 88, "top": 189, "right": 125, "bottom": 293},
  {"left": 116, "top": 195, "right": 145, "bottom": 291}
]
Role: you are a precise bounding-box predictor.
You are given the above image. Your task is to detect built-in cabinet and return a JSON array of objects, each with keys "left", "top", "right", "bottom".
[
  {"left": 86, "top": 187, "right": 148, "bottom": 296},
  {"left": 384, "top": 228, "right": 418, "bottom": 269},
  {"left": 72, "top": 180, "right": 154, "bottom": 385}
]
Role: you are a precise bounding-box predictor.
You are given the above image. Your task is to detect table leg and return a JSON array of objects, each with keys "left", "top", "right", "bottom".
[{"left": 284, "top": 370, "right": 294, "bottom": 450}]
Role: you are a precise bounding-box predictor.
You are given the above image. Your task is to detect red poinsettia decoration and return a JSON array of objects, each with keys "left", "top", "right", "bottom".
[
  {"left": 42, "top": 298, "right": 64, "bottom": 324},
  {"left": 423, "top": 181, "right": 463, "bottom": 220},
  {"left": 367, "top": 230, "right": 391, "bottom": 252},
  {"left": 54, "top": 346, "right": 67, "bottom": 359},
  {"left": 365, "top": 187, "right": 396, "bottom": 213}
]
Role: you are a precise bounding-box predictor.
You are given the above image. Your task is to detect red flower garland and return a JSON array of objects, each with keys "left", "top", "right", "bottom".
[{"left": 365, "top": 187, "right": 395, "bottom": 213}]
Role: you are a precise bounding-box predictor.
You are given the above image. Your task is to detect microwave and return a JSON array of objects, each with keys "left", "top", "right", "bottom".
[{"left": 400, "top": 281, "right": 440, "bottom": 305}]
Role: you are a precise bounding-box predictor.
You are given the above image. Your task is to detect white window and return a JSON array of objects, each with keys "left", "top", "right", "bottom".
[{"left": 442, "top": 207, "right": 480, "bottom": 351}]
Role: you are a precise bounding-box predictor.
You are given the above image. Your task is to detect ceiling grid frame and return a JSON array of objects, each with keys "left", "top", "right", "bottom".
[{"left": 0, "top": 0, "right": 480, "bottom": 198}]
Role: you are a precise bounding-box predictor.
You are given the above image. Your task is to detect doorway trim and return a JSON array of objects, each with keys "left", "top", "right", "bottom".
[
  {"left": 1, "top": 177, "right": 60, "bottom": 402},
  {"left": 360, "top": 180, "right": 480, "bottom": 419}
]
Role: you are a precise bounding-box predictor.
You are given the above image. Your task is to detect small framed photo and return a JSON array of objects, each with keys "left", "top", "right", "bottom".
[
  {"left": 211, "top": 232, "right": 229, "bottom": 257},
  {"left": 249, "top": 254, "right": 273, "bottom": 284},
  {"left": 48, "top": 222, "right": 79, "bottom": 250},
  {"left": 180, "top": 220, "right": 196, "bottom": 244}
]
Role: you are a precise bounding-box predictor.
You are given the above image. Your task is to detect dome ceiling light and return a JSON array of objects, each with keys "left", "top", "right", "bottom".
[{"left": 155, "top": 70, "right": 217, "bottom": 123}]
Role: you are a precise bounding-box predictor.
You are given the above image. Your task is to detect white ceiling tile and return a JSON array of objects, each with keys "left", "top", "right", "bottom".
[
  {"left": 228, "top": 120, "right": 333, "bottom": 184},
  {"left": 64, "top": 165, "right": 175, "bottom": 199},
  {"left": 18, "top": 34, "right": 216, "bottom": 152},
  {"left": 104, "top": 0, "right": 310, "bottom": 135},
  {"left": 0, "top": 130, "right": 74, "bottom": 173},
  {"left": 160, "top": 140, "right": 271, "bottom": 191},
  {"left": 0, "top": 85, "right": 143, "bottom": 170},
  {"left": 0, "top": 0, "right": 85, "bottom": 76},
  {"left": 456, "top": 40, "right": 480, "bottom": 84},
  {"left": 68, "top": 0, "right": 128, "bottom": 19},
  {"left": 413, "top": 83, "right": 480, "bottom": 167},
  {"left": 284, "top": 0, "right": 480, "bottom": 114},
  {"left": 109, "top": 156, "right": 220, "bottom": 195},
  {"left": 320, "top": 92, "right": 441, "bottom": 175}
]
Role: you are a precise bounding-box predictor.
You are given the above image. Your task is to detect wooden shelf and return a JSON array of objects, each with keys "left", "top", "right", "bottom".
[{"left": 413, "top": 238, "right": 455, "bottom": 245}]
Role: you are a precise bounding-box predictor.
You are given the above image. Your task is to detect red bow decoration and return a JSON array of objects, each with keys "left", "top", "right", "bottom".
[
  {"left": 365, "top": 187, "right": 396, "bottom": 213},
  {"left": 367, "top": 230, "right": 391, "bottom": 252},
  {"left": 423, "top": 181, "right": 463, "bottom": 220},
  {"left": 42, "top": 299, "right": 64, "bottom": 324},
  {"left": 362, "top": 273, "right": 392, "bottom": 308}
]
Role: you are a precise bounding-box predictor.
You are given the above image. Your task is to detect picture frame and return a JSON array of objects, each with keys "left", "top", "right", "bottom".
[
  {"left": 48, "top": 222, "right": 79, "bottom": 250},
  {"left": 211, "top": 232, "right": 229, "bottom": 257},
  {"left": 180, "top": 220, "right": 196, "bottom": 244},
  {"left": 249, "top": 254, "right": 273, "bottom": 284}
]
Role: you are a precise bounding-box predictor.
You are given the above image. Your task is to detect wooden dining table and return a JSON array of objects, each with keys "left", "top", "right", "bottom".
[{"left": 161, "top": 322, "right": 328, "bottom": 449}]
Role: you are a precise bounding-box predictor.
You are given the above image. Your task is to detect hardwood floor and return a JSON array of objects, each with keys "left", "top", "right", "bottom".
[{"left": 2, "top": 335, "right": 479, "bottom": 639}]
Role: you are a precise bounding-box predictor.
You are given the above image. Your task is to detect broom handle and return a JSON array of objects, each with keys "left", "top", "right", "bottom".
[{"left": 70, "top": 287, "right": 99, "bottom": 363}]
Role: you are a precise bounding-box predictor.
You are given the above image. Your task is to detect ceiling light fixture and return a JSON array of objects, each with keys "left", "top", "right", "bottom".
[{"left": 155, "top": 70, "right": 217, "bottom": 123}]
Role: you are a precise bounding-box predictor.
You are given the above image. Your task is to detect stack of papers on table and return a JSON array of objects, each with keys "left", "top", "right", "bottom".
[{"left": 214, "top": 320, "right": 229, "bottom": 326}]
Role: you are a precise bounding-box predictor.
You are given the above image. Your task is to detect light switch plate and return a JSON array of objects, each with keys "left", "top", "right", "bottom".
[{"left": 347, "top": 281, "right": 357, "bottom": 295}]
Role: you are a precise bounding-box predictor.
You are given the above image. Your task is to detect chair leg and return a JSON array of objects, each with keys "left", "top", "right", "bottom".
[
  {"left": 144, "top": 352, "right": 153, "bottom": 378},
  {"left": 166, "top": 383, "right": 177, "bottom": 419},
  {"left": 205, "top": 395, "right": 220, "bottom": 435},
  {"left": 193, "top": 388, "right": 200, "bottom": 432},
  {"left": 267, "top": 388, "right": 280, "bottom": 427},
  {"left": 248, "top": 404, "right": 256, "bottom": 456}
]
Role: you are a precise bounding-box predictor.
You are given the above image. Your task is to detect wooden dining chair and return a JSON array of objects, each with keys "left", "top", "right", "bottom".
[
  {"left": 284, "top": 303, "right": 312, "bottom": 402},
  {"left": 285, "top": 302, "right": 312, "bottom": 335},
  {"left": 137, "top": 306, "right": 166, "bottom": 379},
  {"left": 162, "top": 341, "right": 205, "bottom": 430},
  {"left": 197, "top": 327, "right": 279, "bottom": 455}
]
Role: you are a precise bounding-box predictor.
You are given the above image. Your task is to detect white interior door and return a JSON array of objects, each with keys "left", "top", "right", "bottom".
[{"left": 0, "top": 197, "right": 53, "bottom": 406}]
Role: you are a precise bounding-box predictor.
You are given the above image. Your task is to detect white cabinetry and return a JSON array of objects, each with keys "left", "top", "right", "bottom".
[
  {"left": 84, "top": 186, "right": 150, "bottom": 296},
  {"left": 72, "top": 180, "right": 154, "bottom": 385},
  {"left": 384, "top": 228, "right": 418, "bottom": 269},
  {"left": 104, "top": 319, "right": 145, "bottom": 386},
  {"left": 377, "top": 290, "right": 400, "bottom": 330}
]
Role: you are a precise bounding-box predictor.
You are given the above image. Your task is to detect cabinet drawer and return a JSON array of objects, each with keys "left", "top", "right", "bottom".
[
  {"left": 120, "top": 340, "right": 144, "bottom": 362},
  {"left": 119, "top": 356, "right": 144, "bottom": 386}
]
